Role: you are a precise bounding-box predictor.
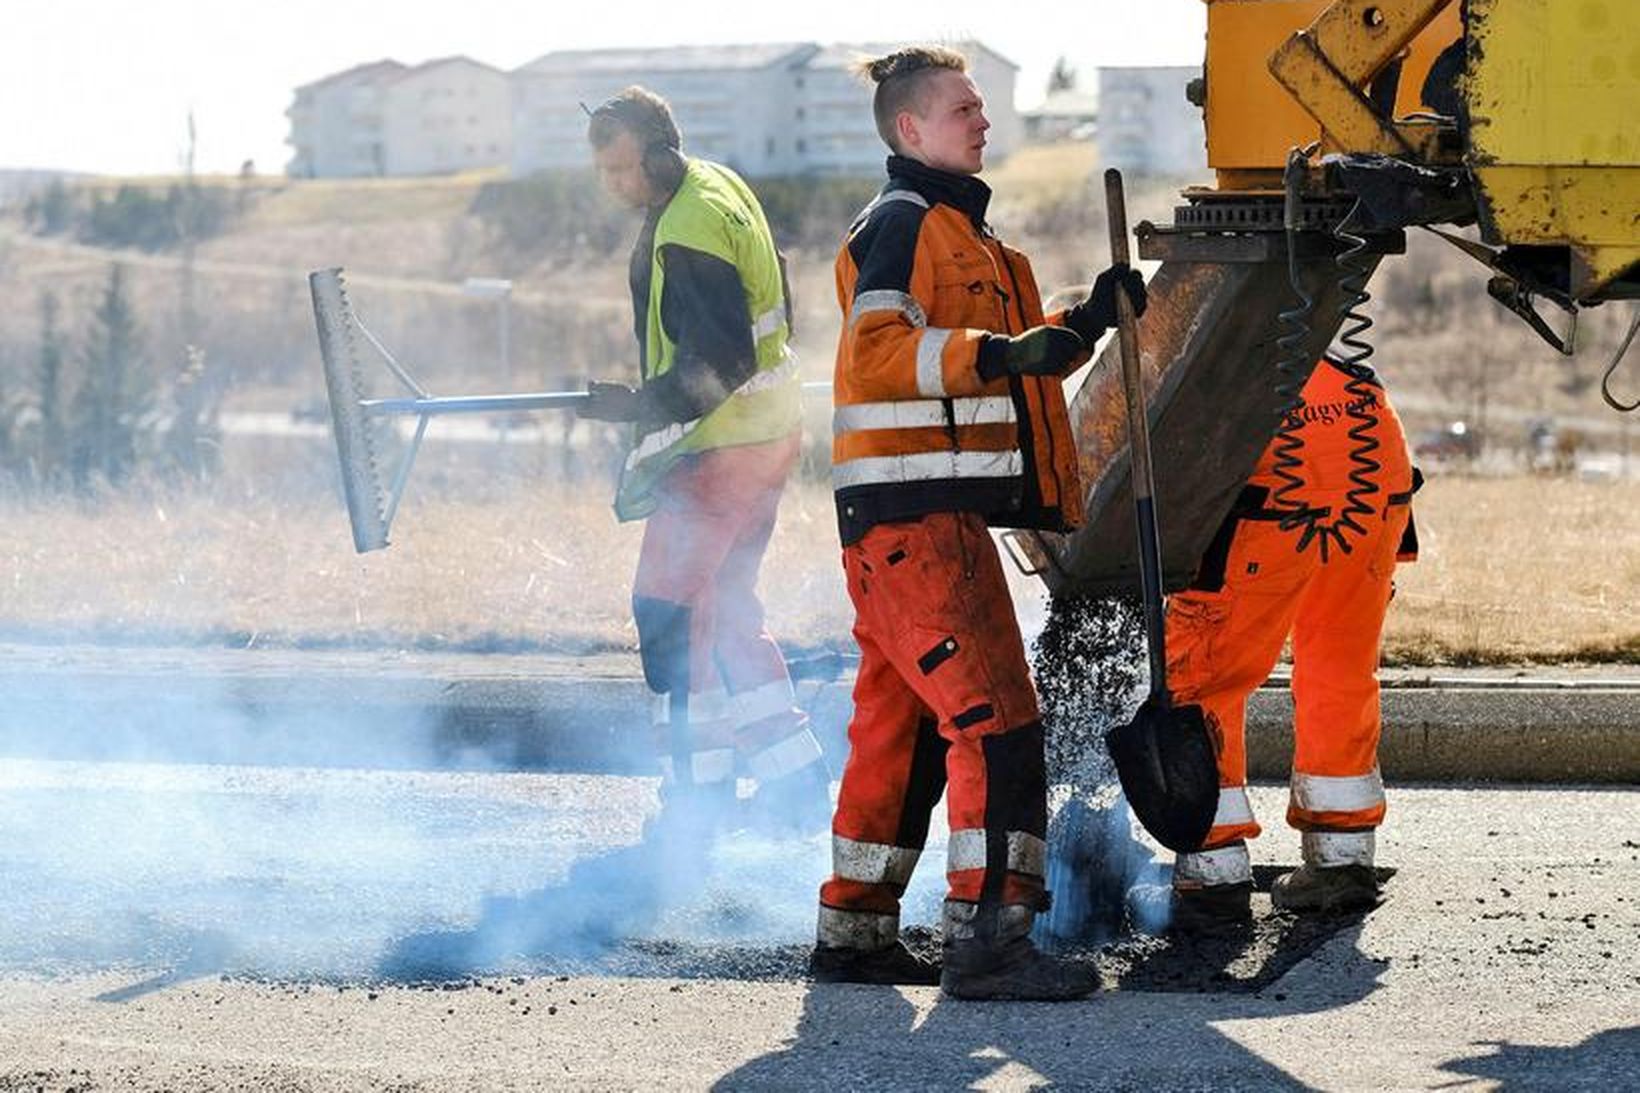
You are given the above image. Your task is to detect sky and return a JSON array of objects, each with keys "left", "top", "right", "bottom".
[{"left": 2, "top": 0, "right": 1207, "bottom": 177}]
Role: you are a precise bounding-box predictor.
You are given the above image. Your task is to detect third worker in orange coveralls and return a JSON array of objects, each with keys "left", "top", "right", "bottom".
[
  {"left": 1166, "top": 352, "right": 1420, "bottom": 929},
  {"left": 807, "top": 45, "right": 1146, "bottom": 1000}
]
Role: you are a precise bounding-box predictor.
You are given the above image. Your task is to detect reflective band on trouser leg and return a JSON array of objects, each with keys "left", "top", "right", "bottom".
[
  {"left": 1173, "top": 842, "right": 1253, "bottom": 889},
  {"left": 1203, "top": 785, "right": 1260, "bottom": 849},
  {"left": 1302, "top": 830, "right": 1375, "bottom": 868},
  {"left": 656, "top": 749, "right": 735, "bottom": 786},
  {"left": 746, "top": 728, "right": 823, "bottom": 781},
  {"left": 945, "top": 721, "right": 1049, "bottom": 909},
  {"left": 729, "top": 678, "right": 824, "bottom": 781},
  {"left": 1289, "top": 767, "right": 1386, "bottom": 829},
  {"left": 832, "top": 834, "right": 922, "bottom": 888},
  {"left": 820, "top": 834, "right": 924, "bottom": 948},
  {"left": 651, "top": 689, "right": 735, "bottom": 786},
  {"left": 946, "top": 828, "right": 1047, "bottom": 884}
]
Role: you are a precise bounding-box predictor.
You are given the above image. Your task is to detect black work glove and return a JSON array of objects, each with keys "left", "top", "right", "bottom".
[
  {"left": 1063, "top": 262, "right": 1148, "bottom": 342},
  {"left": 578, "top": 380, "right": 646, "bottom": 422},
  {"left": 975, "top": 325, "right": 1086, "bottom": 382}
]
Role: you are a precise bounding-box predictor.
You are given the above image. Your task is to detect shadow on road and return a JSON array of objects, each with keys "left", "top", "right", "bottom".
[
  {"left": 715, "top": 904, "right": 1389, "bottom": 1090},
  {"left": 1439, "top": 1025, "right": 1640, "bottom": 1090}
]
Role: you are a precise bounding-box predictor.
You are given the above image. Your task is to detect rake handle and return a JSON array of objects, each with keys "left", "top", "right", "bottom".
[
  {"left": 1104, "top": 168, "right": 1169, "bottom": 701},
  {"left": 361, "top": 392, "right": 589, "bottom": 415}
]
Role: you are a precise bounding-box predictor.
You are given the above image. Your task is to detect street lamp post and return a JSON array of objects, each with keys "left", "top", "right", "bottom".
[{"left": 462, "top": 276, "right": 514, "bottom": 447}]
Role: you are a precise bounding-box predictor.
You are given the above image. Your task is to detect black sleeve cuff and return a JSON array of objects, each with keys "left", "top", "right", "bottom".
[{"left": 975, "top": 334, "right": 1011, "bottom": 383}]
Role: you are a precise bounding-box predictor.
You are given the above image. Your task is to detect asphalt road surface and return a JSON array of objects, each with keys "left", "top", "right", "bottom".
[{"left": 1, "top": 758, "right": 1635, "bottom": 1090}]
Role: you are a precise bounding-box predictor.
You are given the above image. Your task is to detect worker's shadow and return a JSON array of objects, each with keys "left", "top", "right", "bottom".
[
  {"left": 713, "top": 884, "right": 1390, "bottom": 1090},
  {"left": 1438, "top": 1025, "right": 1640, "bottom": 1090}
]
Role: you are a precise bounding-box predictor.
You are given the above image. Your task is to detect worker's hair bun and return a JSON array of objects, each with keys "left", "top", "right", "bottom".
[{"left": 855, "top": 45, "right": 967, "bottom": 84}]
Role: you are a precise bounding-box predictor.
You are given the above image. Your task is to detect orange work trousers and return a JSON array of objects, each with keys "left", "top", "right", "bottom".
[
  {"left": 632, "top": 431, "right": 820, "bottom": 787},
  {"left": 1166, "top": 498, "right": 1411, "bottom": 850},
  {"left": 817, "top": 511, "right": 1047, "bottom": 951}
]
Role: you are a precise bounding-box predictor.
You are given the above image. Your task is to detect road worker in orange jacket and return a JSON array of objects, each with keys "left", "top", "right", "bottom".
[
  {"left": 808, "top": 46, "right": 1146, "bottom": 1000},
  {"left": 1166, "top": 353, "right": 1418, "bottom": 927}
]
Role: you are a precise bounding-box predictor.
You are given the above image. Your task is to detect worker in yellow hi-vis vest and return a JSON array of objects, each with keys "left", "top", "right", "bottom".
[{"left": 579, "top": 86, "right": 828, "bottom": 836}]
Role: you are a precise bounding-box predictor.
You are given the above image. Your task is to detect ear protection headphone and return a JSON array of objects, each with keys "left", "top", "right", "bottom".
[{"left": 589, "top": 94, "right": 686, "bottom": 192}]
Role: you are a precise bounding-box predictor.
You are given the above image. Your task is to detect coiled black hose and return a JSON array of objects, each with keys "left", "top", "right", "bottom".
[
  {"left": 1269, "top": 153, "right": 1386, "bottom": 564},
  {"left": 1268, "top": 150, "right": 1330, "bottom": 550},
  {"left": 1319, "top": 197, "right": 1385, "bottom": 562}
]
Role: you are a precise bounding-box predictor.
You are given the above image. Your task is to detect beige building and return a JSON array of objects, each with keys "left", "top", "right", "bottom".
[
  {"left": 289, "top": 41, "right": 1020, "bottom": 179},
  {"left": 286, "top": 60, "right": 407, "bottom": 178},
  {"left": 511, "top": 40, "right": 1021, "bottom": 178},
  {"left": 511, "top": 43, "right": 817, "bottom": 178},
  {"left": 380, "top": 57, "right": 512, "bottom": 176}
]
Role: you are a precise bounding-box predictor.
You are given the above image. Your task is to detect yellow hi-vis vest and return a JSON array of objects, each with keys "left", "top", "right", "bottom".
[{"left": 615, "top": 159, "right": 800, "bottom": 521}]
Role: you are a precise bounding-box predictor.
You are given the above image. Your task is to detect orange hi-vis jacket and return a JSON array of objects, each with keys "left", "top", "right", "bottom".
[{"left": 831, "top": 156, "right": 1086, "bottom": 544}]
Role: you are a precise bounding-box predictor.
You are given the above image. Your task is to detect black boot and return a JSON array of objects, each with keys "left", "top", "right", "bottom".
[
  {"left": 939, "top": 901, "right": 1098, "bottom": 1002},
  {"left": 809, "top": 940, "right": 941, "bottom": 986}
]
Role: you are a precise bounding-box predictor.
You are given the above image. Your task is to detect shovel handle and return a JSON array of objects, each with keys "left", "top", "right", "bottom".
[{"left": 1104, "top": 168, "right": 1169, "bottom": 700}]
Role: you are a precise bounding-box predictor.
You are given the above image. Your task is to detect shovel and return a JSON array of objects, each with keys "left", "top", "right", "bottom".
[{"left": 1098, "top": 169, "right": 1220, "bottom": 855}]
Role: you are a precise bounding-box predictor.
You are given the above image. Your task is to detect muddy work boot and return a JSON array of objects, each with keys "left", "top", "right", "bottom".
[
  {"left": 1272, "top": 863, "right": 1381, "bottom": 913},
  {"left": 1171, "top": 841, "right": 1254, "bottom": 934},
  {"left": 940, "top": 901, "right": 1098, "bottom": 1002},
  {"left": 809, "top": 940, "right": 940, "bottom": 986},
  {"left": 1273, "top": 831, "right": 1382, "bottom": 913},
  {"left": 1172, "top": 882, "right": 1253, "bottom": 934}
]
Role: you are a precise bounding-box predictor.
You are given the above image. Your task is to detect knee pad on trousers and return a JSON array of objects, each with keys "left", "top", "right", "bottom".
[{"left": 633, "top": 596, "right": 691, "bottom": 695}]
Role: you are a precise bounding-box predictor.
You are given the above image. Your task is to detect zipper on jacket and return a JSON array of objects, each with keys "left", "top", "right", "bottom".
[
  {"left": 942, "top": 397, "right": 960, "bottom": 451},
  {"left": 996, "top": 243, "right": 1062, "bottom": 514}
]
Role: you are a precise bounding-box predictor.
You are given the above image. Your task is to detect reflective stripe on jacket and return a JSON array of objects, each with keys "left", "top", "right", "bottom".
[
  {"left": 616, "top": 159, "right": 801, "bottom": 521},
  {"left": 831, "top": 157, "right": 1084, "bottom": 544}
]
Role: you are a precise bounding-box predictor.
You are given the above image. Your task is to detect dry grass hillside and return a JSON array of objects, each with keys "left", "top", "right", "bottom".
[{"left": 0, "top": 148, "right": 1634, "bottom": 664}]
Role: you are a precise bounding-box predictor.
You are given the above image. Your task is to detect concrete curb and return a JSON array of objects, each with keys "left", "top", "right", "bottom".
[{"left": 3, "top": 645, "right": 1637, "bottom": 783}]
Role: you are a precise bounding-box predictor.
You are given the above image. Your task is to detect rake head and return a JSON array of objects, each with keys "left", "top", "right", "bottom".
[{"left": 310, "top": 267, "right": 391, "bottom": 552}]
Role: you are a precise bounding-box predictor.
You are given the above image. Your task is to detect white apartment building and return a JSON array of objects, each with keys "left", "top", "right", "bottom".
[
  {"left": 510, "top": 43, "right": 818, "bottom": 178},
  {"left": 381, "top": 57, "right": 512, "bottom": 176},
  {"left": 512, "top": 40, "right": 1020, "bottom": 178},
  {"left": 286, "top": 60, "right": 407, "bottom": 178},
  {"left": 289, "top": 41, "right": 1021, "bottom": 179},
  {"left": 1096, "top": 66, "right": 1209, "bottom": 178}
]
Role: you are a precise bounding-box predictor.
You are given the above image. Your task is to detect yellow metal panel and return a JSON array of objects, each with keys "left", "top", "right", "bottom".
[
  {"left": 1473, "top": 165, "right": 1640, "bottom": 296},
  {"left": 1466, "top": 0, "right": 1640, "bottom": 167},
  {"left": 1466, "top": 0, "right": 1640, "bottom": 297}
]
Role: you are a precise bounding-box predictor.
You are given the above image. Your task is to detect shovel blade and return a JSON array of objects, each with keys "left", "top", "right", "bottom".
[{"left": 1103, "top": 697, "right": 1219, "bottom": 853}]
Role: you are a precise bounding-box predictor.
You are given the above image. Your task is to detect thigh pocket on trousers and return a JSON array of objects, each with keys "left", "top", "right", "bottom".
[{"left": 907, "top": 623, "right": 1021, "bottom": 736}]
